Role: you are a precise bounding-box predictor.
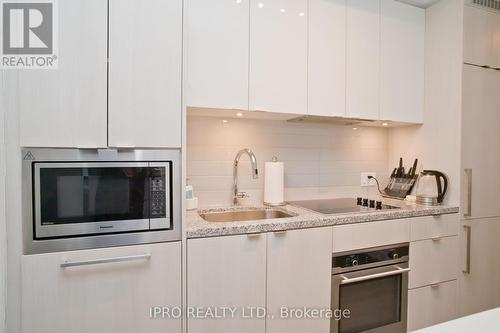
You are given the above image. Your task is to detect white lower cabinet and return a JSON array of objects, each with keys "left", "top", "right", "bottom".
[
  {"left": 332, "top": 218, "right": 410, "bottom": 253},
  {"left": 187, "top": 234, "right": 267, "bottom": 333},
  {"left": 408, "top": 280, "right": 458, "bottom": 332},
  {"left": 409, "top": 236, "right": 459, "bottom": 289},
  {"left": 266, "top": 227, "right": 333, "bottom": 333},
  {"left": 21, "top": 242, "right": 182, "bottom": 333},
  {"left": 407, "top": 215, "right": 460, "bottom": 331},
  {"left": 410, "top": 214, "right": 459, "bottom": 242}
]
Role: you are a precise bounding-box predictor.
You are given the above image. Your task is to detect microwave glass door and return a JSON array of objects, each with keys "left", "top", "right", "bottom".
[
  {"left": 33, "top": 162, "right": 170, "bottom": 238},
  {"left": 39, "top": 165, "right": 150, "bottom": 224},
  {"left": 338, "top": 275, "right": 402, "bottom": 333}
]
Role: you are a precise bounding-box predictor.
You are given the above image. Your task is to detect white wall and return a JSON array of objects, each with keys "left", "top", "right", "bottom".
[
  {"left": 388, "top": 0, "right": 464, "bottom": 206},
  {"left": 3, "top": 71, "right": 22, "bottom": 333},
  {"left": 0, "top": 70, "right": 7, "bottom": 333},
  {"left": 187, "top": 116, "right": 389, "bottom": 207}
]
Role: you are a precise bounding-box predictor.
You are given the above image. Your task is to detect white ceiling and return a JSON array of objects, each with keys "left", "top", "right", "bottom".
[{"left": 395, "top": 0, "right": 441, "bottom": 8}]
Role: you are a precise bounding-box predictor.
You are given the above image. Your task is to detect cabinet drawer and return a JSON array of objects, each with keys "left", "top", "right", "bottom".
[
  {"left": 410, "top": 214, "right": 459, "bottom": 241},
  {"left": 408, "top": 280, "right": 458, "bottom": 331},
  {"left": 332, "top": 219, "right": 410, "bottom": 253},
  {"left": 21, "top": 242, "right": 181, "bottom": 333},
  {"left": 409, "top": 236, "right": 458, "bottom": 289}
]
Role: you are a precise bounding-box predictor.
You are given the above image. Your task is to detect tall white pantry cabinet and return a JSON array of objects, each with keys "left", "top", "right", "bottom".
[
  {"left": 459, "top": 4, "right": 500, "bottom": 317},
  {"left": 17, "top": 0, "right": 182, "bottom": 149}
]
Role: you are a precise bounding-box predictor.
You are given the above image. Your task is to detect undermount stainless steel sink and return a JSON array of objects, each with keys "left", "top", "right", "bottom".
[{"left": 199, "top": 209, "right": 296, "bottom": 223}]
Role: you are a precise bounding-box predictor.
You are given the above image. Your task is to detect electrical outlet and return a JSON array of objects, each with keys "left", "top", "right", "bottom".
[{"left": 361, "top": 172, "right": 376, "bottom": 187}]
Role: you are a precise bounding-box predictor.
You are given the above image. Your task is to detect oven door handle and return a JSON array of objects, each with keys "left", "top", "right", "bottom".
[{"left": 340, "top": 265, "right": 410, "bottom": 285}]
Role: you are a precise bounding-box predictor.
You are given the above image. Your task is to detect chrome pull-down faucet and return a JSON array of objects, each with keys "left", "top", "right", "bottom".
[{"left": 233, "top": 149, "right": 258, "bottom": 205}]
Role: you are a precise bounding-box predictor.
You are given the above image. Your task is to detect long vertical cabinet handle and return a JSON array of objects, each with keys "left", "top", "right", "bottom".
[
  {"left": 464, "top": 169, "right": 472, "bottom": 217},
  {"left": 463, "top": 225, "right": 472, "bottom": 274}
]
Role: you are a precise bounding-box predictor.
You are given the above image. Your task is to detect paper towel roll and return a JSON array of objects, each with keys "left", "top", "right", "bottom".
[{"left": 264, "top": 159, "right": 285, "bottom": 206}]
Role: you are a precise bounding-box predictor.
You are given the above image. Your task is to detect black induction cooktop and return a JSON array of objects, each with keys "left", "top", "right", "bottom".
[{"left": 288, "top": 198, "right": 400, "bottom": 215}]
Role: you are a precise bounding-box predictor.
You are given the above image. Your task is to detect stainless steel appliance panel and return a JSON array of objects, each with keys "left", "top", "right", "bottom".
[
  {"left": 22, "top": 148, "right": 181, "bottom": 254},
  {"left": 331, "top": 244, "right": 409, "bottom": 333}
]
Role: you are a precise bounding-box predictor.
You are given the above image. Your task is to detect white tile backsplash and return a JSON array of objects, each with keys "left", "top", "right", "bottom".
[{"left": 187, "top": 116, "right": 389, "bottom": 207}]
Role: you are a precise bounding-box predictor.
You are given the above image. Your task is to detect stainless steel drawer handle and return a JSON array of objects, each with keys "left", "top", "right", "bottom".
[
  {"left": 60, "top": 253, "right": 151, "bottom": 268},
  {"left": 340, "top": 266, "right": 410, "bottom": 285},
  {"left": 463, "top": 225, "right": 472, "bottom": 274},
  {"left": 464, "top": 169, "right": 472, "bottom": 217}
]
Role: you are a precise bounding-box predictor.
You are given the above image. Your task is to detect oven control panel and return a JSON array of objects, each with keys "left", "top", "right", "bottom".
[{"left": 332, "top": 244, "right": 409, "bottom": 273}]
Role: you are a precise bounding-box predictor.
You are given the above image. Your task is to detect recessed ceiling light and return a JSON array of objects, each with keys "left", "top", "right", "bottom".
[
  {"left": 236, "top": 112, "right": 243, "bottom": 117},
  {"left": 280, "top": 8, "right": 285, "bottom": 13},
  {"left": 352, "top": 127, "right": 358, "bottom": 131},
  {"left": 236, "top": 0, "right": 242, "bottom": 3},
  {"left": 382, "top": 122, "right": 389, "bottom": 126},
  {"left": 258, "top": 2, "right": 264, "bottom": 8},
  {"left": 222, "top": 119, "right": 228, "bottom": 123},
  {"left": 299, "top": 12, "right": 305, "bottom": 17}
]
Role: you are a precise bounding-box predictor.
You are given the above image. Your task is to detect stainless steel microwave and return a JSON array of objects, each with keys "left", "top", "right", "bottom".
[{"left": 22, "top": 149, "right": 181, "bottom": 254}]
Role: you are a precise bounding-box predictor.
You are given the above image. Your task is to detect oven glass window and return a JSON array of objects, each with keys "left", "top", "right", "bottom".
[
  {"left": 339, "top": 275, "right": 402, "bottom": 333},
  {"left": 39, "top": 167, "right": 150, "bottom": 224}
]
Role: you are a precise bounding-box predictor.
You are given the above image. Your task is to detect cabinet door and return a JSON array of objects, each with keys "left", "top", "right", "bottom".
[
  {"left": 346, "top": 0, "right": 380, "bottom": 120},
  {"left": 19, "top": 0, "right": 107, "bottom": 148},
  {"left": 462, "top": 65, "right": 500, "bottom": 219},
  {"left": 464, "top": 5, "right": 500, "bottom": 68},
  {"left": 187, "top": 234, "right": 266, "bottom": 333},
  {"left": 21, "top": 242, "right": 182, "bottom": 333},
  {"left": 266, "top": 228, "right": 332, "bottom": 333},
  {"left": 459, "top": 217, "right": 500, "bottom": 316},
  {"left": 332, "top": 219, "right": 410, "bottom": 253},
  {"left": 308, "top": 0, "right": 346, "bottom": 117},
  {"left": 109, "top": 0, "right": 182, "bottom": 148},
  {"left": 249, "top": 0, "right": 308, "bottom": 114},
  {"left": 408, "top": 280, "right": 458, "bottom": 331},
  {"left": 380, "top": 0, "right": 424, "bottom": 123},
  {"left": 409, "top": 236, "right": 459, "bottom": 289},
  {"left": 185, "top": 0, "right": 249, "bottom": 110}
]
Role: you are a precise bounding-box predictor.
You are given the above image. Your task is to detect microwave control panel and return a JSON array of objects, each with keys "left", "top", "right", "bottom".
[{"left": 150, "top": 167, "right": 167, "bottom": 218}]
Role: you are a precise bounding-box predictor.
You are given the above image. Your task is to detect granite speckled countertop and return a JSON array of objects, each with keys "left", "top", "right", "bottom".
[{"left": 186, "top": 199, "right": 460, "bottom": 239}]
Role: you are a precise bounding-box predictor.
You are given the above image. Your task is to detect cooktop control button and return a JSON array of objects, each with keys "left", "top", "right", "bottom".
[
  {"left": 369, "top": 200, "right": 375, "bottom": 208},
  {"left": 363, "top": 198, "right": 369, "bottom": 207}
]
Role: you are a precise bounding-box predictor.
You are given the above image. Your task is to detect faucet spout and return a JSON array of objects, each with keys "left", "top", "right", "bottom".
[{"left": 233, "top": 149, "right": 259, "bottom": 205}]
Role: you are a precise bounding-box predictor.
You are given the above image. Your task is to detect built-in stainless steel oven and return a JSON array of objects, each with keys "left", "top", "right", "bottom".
[
  {"left": 331, "top": 244, "right": 410, "bottom": 333},
  {"left": 22, "top": 149, "right": 181, "bottom": 254}
]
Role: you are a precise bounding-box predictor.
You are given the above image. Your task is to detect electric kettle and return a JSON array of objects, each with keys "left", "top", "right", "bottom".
[{"left": 415, "top": 170, "right": 448, "bottom": 205}]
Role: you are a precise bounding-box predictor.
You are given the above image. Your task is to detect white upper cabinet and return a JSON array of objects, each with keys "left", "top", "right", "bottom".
[
  {"left": 346, "top": 0, "right": 380, "bottom": 120},
  {"left": 249, "top": 0, "right": 308, "bottom": 114},
  {"left": 185, "top": 0, "right": 249, "bottom": 110},
  {"left": 464, "top": 5, "right": 500, "bottom": 68},
  {"left": 19, "top": 0, "right": 107, "bottom": 148},
  {"left": 380, "top": 0, "right": 424, "bottom": 123},
  {"left": 108, "top": 0, "right": 182, "bottom": 148},
  {"left": 308, "top": 0, "right": 346, "bottom": 117}
]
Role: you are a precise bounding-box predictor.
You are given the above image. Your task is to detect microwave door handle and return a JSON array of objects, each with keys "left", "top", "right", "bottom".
[{"left": 340, "top": 266, "right": 411, "bottom": 285}]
